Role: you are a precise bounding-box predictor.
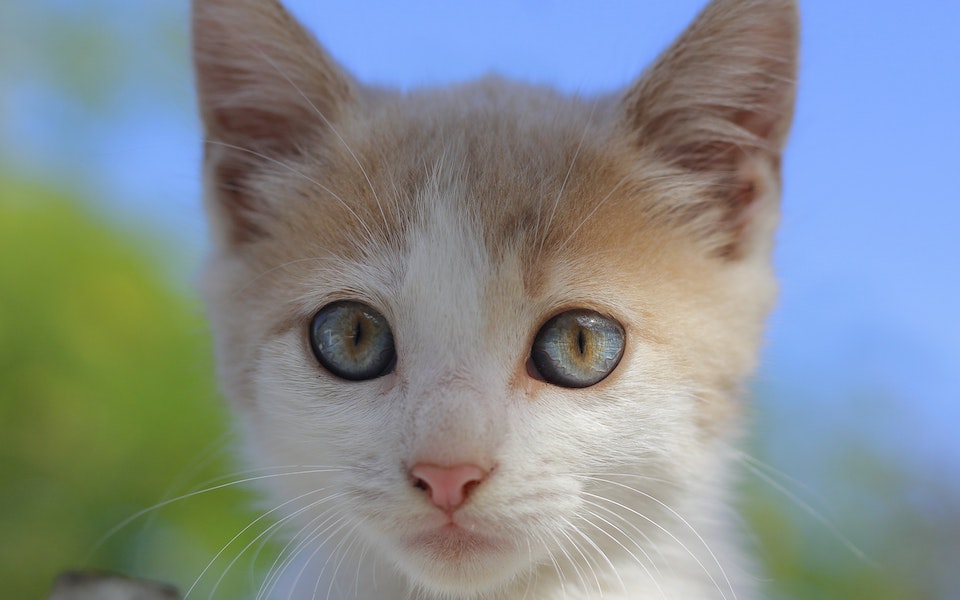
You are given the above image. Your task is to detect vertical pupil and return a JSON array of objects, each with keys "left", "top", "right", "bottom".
[
  {"left": 576, "top": 327, "right": 586, "bottom": 355},
  {"left": 352, "top": 317, "right": 364, "bottom": 347}
]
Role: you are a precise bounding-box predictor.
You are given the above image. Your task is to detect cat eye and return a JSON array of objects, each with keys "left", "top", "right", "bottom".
[
  {"left": 309, "top": 301, "right": 396, "bottom": 381},
  {"left": 530, "top": 310, "right": 625, "bottom": 388}
]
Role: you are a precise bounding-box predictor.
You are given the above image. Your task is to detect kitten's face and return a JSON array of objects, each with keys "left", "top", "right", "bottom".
[{"left": 193, "top": 0, "right": 796, "bottom": 596}]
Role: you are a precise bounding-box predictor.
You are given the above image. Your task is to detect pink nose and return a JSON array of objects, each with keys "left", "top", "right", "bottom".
[{"left": 410, "top": 463, "right": 488, "bottom": 512}]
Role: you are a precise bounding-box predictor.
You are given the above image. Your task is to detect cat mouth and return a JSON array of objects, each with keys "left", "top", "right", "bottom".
[
  {"left": 396, "top": 522, "right": 527, "bottom": 594},
  {"left": 406, "top": 522, "right": 507, "bottom": 560}
]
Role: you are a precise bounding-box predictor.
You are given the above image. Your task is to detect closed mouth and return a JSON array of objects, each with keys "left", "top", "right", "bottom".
[{"left": 407, "top": 523, "right": 505, "bottom": 560}]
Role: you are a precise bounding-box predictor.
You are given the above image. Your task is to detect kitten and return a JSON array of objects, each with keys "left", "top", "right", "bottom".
[{"left": 192, "top": 0, "right": 797, "bottom": 598}]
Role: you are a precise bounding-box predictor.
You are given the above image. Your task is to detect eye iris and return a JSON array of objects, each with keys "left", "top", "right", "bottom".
[
  {"left": 309, "top": 301, "right": 395, "bottom": 381},
  {"left": 531, "top": 310, "right": 625, "bottom": 388}
]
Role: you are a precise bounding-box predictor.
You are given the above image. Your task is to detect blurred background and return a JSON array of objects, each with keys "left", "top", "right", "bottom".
[{"left": 1, "top": 0, "right": 957, "bottom": 598}]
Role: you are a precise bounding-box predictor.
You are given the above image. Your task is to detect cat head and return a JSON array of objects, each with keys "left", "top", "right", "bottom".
[{"left": 193, "top": 0, "right": 797, "bottom": 595}]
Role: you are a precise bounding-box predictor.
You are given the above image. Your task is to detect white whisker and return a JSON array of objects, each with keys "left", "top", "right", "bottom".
[
  {"left": 566, "top": 514, "right": 621, "bottom": 596},
  {"left": 552, "top": 175, "right": 632, "bottom": 256},
  {"left": 539, "top": 531, "right": 568, "bottom": 600},
  {"left": 257, "top": 507, "right": 344, "bottom": 600},
  {"left": 285, "top": 517, "right": 352, "bottom": 600},
  {"left": 546, "top": 528, "right": 583, "bottom": 598},
  {"left": 556, "top": 517, "right": 602, "bottom": 595},
  {"left": 199, "top": 490, "right": 347, "bottom": 600},
  {"left": 536, "top": 98, "right": 601, "bottom": 262},
  {"left": 205, "top": 140, "right": 380, "bottom": 247},
  {"left": 579, "top": 476, "right": 736, "bottom": 600},
  {"left": 320, "top": 521, "right": 363, "bottom": 600},
  {"left": 737, "top": 454, "right": 873, "bottom": 565},
  {"left": 520, "top": 536, "right": 535, "bottom": 600},
  {"left": 130, "top": 433, "right": 236, "bottom": 569},
  {"left": 351, "top": 535, "right": 371, "bottom": 598},
  {"left": 89, "top": 467, "right": 350, "bottom": 562},
  {"left": 253, "top": 49, "right": 389, "bottom": 232},
  {"left": 575, "top": 506, "right": 664, "bottom": 599}
]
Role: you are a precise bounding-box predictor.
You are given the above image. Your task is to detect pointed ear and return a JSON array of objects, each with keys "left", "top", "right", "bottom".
[
  {"left": 620, "top": 0, "right": 798, "bottom": 259},
  {"left": 192, "top": 0, "right": 357, "bottom": 243}
]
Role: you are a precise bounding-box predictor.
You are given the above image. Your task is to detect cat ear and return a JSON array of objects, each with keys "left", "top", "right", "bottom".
[
  {"left": 192, "top": 0, "right": 357, "bottom": 243},
  {"left": 619, "top": 0, "right": 798, "bottom": 259}
]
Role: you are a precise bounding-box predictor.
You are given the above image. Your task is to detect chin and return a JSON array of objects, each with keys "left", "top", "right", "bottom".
[{"left": 390, "top": 525, "right": 528, "bottom": 597}]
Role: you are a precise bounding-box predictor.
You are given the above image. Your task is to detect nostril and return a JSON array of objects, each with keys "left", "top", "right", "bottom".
[
  {"left": 462, "top": 478, "right": 481, "bottom": 498},
  {"left": 413, "top": 477, "right": 429, "bottom": 492}
]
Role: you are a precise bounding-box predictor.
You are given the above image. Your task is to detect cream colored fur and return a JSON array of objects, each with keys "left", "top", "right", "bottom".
[{"left": 193, "top": 0, "right": 798, "bottom": 598}]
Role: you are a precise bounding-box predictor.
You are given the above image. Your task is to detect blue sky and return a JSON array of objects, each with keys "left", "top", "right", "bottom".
[{"left": 4, "top": 0, "right": 959, "bottom": 515}]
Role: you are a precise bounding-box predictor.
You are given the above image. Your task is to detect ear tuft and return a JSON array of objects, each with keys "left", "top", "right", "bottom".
[
  {"left": 192, "top": 0, "right": 357, "bottom": 245},
  {"left": 621, "top": 0, "right": 798, "bottom": 259},
  {"left": 192, "top": 0, "right": 355, "bottom": 155}
]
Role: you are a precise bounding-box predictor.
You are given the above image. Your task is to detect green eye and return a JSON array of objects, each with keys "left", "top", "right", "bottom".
[
  {"left": 530, "top": 310, "right": 625, "bottom": 388},
  {"left": 309, "top": 301, "right": 396, "bottom": 381}
]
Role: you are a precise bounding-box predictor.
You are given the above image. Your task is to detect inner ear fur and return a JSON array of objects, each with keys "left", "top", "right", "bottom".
[
  {"left": 619, "top": 0, "right": 798, "bottom": 259},
  {"left": 192, "top": 0, "right": 357, "bottom": 244}
]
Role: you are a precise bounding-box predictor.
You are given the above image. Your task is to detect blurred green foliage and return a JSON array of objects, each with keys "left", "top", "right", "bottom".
[
  {"left": 742, "top": 420, "right": 960, "bottom": 600},
  {"left": 0, "top": 179, "right": 262, "bottom": 598}
]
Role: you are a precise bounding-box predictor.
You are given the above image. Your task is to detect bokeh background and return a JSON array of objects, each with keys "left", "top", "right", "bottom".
[{"left": 2, "top": 1, "right": 958, "bottom": 598}]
